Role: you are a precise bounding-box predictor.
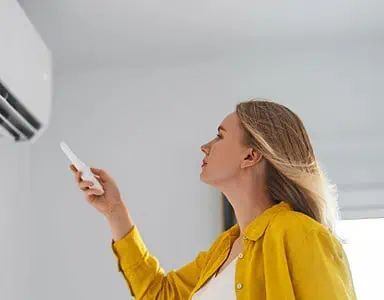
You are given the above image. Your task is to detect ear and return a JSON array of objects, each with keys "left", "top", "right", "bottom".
[{"left": 240, "top": 148, "right": 263, "bottom": 169}]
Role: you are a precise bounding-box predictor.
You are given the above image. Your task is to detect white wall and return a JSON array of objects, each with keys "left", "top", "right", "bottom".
[
  {"left": 29, "top": 37, "right": 384, "bottom": 299},
  {"left": 0, "top": 142, "right": 32, "bottom": 300},
  {"left": 29, "top": 62, "right": 225, "bottom": 300}
]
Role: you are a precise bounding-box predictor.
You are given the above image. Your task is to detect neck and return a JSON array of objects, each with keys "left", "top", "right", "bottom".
[{"left": 222, "top": 176, "right": 275, "bottom": 235}]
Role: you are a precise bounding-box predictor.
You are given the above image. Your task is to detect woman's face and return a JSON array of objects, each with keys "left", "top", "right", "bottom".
[{"left": 200, "top": 112, "right": 250, "bottom": 187}]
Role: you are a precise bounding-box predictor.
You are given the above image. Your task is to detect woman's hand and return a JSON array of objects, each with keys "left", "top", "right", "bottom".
[
  {"left": 70, "top": 164, "right": 125, "bottom": 217},
  {"left": 70, "top": 164, "right": 134, "bottom": 241}
]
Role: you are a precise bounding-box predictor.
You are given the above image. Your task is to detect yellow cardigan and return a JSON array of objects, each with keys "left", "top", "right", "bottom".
[{"left": 112, "top": 201, "right": 357, "bottom": 299}]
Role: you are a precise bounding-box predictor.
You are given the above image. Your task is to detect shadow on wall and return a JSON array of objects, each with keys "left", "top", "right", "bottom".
[{"left": 222, "top": 194, "right": 237, "bottom": 231}]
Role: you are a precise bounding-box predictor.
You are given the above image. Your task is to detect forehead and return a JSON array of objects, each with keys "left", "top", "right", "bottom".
[{"left": 220, "top": 112, "right": 240, "bottom": 129}]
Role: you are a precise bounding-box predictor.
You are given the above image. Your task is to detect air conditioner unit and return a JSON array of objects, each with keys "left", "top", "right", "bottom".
[{"left": 0, "top": 0, "right": 52, "bottom": 143}]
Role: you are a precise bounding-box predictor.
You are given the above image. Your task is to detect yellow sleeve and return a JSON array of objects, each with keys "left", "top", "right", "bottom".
[
  {"left": 111, "top": 226, "right": 208, "bottom": 299},
  {"left": 290, "top": 229, "right": 357, "bottom": 300}
]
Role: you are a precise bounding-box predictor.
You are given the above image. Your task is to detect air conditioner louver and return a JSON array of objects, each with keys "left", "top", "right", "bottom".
[{"left": 0, "top": 80, "right": 41, "bottom": 142}]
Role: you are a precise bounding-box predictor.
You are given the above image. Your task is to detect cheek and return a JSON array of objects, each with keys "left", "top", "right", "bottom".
[
  {"left": 213, "top": 143, "right": 240, "bottom": 167},
  {"left": 203, "top": 147, "right": 240, "bottom": 179},
  {"left": 201, "top": 161, "right": 239, "bottom": 186},
  {"left": 219, "top": 159, "right": 240, "bottom": 177}
]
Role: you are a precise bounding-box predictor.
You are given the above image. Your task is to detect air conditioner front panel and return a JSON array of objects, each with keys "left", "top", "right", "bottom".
[{"left": 0, "top": 0, "right": 52, "bottom": 126}]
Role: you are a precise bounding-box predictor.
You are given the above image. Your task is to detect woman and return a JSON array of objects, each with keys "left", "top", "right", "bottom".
[{"left": 71, "top": 99, "right": 356, "bottom": 299}]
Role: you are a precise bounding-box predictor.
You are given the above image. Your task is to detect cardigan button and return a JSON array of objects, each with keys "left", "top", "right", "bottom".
[
  {"left": 236, "top": 283, "right": 243, "bottom": 290},
  {"left": 238, "top": 253, "right": 244, "bottom": 259},
  {"left": 243, "top": 235, "right": 248, "bottom": 240}
]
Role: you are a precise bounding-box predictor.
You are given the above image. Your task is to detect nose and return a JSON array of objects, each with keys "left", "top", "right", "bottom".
[{"left": 201, "top": 142, "right": 209, "bottom": 155}]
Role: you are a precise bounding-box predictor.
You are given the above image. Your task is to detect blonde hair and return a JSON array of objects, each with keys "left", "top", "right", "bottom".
[{"left": 236, "top": 98, "right": 339, "bottom": 234}]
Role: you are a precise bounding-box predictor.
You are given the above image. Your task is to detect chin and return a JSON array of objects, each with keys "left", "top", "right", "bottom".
[
  {"left": 200, "top": 172, "right": 207, "bottom": 182},
  {"left": 200, "top": 172, "right": 210, "bottom": 184},
  {"left": 200, "top": 173, "right": 219, "bottom": 188}
]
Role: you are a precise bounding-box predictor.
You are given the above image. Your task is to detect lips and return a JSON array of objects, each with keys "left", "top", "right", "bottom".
[{"left": 202, "top": 159, "right": 208, "bottom": 167}]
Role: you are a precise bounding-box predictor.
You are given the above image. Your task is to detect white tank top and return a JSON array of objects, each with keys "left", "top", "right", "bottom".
[{"left": 192, "top": 257, "right": 238, "bottom": 300}]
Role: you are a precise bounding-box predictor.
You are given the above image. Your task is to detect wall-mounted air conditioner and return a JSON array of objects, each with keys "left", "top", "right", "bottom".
[{"left": 0, "top": 0, "right": 52, "bottom": 143}]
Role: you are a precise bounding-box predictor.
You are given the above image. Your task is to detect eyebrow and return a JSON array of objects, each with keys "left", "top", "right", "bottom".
[{"left": 218, "top": 125, "right": 227, "bottom": 132}]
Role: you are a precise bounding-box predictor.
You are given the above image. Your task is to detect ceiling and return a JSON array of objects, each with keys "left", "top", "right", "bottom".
[{"left": 19, "top": 0, "right": 383, "bottom": 70}]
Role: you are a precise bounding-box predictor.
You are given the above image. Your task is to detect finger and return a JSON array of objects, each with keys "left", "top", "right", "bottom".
[
  {"left": 79, "top": 180, "right": 94, "bottom": 190},
  {"left": 85, "top": 188, "right": 104, "bottom": 196},
  {"left": 75, "top": 171, "right": 83, "bottom": 184},
  {"left": 70, "top": 164, "right": 78, "bottom": 173},
  {"left": 90, "top": 168, "right": 110, "bottom": 182}
]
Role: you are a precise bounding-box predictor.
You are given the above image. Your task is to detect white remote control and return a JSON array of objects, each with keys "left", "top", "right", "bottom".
[{"left": 60, "top": 141, "right": 104, "bottom": 194}]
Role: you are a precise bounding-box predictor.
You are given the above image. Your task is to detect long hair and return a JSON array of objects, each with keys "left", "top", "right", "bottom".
[{"left": 236, "top": 98, "right": 339, "bottom": 234}]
